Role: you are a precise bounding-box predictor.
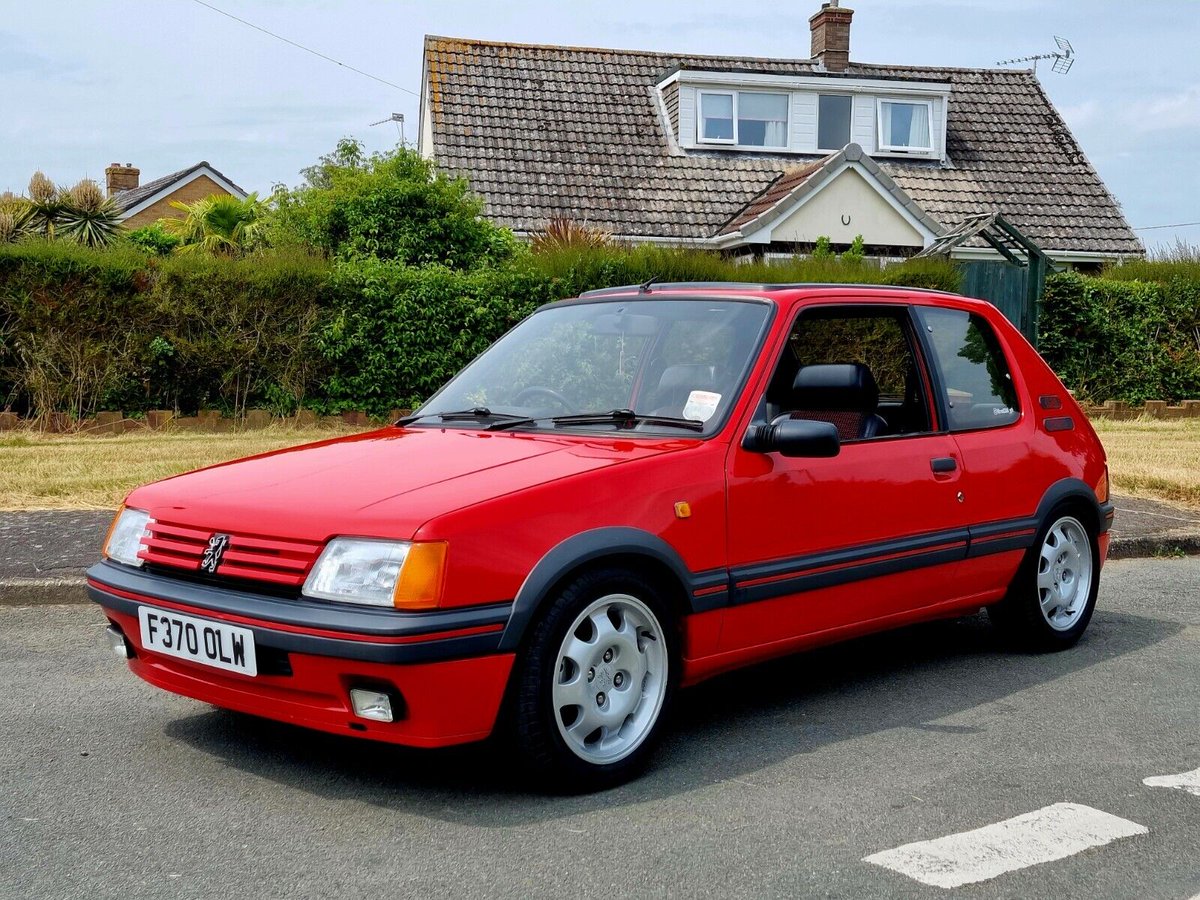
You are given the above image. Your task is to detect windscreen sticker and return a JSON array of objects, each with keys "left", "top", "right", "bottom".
[{"left": 683, "top": 390, "right": 721, "bottom": 423}]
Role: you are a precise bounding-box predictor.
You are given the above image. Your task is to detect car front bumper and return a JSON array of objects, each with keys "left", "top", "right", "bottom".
[{"left": 87, "top": 561, "right": 515, "bottom": 748}]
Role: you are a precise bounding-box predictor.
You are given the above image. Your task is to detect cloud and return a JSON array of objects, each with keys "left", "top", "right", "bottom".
[
  {"left": 1140, "top": 85, "right": 1200, "bottom": 131},
  {"left": 1059, "top": 99, "right": 1099, "bottom": 129}
]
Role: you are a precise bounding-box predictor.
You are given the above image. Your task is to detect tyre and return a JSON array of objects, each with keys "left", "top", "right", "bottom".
[
  {"left": 510, "top": 567, "right": 677, "bottom": 790},
  {"left": 989, "top": 510, "right": 1099, "bottom": 651}
]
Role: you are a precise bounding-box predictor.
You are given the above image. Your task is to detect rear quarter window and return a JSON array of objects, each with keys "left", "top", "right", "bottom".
[{"left": 915, "top": 307, "right": 1020, "bottom": 430}]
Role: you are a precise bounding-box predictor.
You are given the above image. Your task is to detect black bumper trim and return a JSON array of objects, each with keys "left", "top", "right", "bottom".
[{"left": 87, "top": 562, "right": 511, "bottom": 665}]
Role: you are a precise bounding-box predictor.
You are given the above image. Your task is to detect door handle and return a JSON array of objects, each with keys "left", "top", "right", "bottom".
[{"left": 930, "top": 457, "right": 957, "bottom": 473}]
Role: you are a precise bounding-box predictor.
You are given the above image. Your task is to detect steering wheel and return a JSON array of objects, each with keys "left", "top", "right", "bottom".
[{"left": 514, "top": 385, "right": 573, "bottom": 413}]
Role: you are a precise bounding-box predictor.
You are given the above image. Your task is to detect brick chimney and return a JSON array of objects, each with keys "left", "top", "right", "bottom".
[
  {"left": 810, "top": 0, "right": 854, "bottom": 72},
  {"left": 104, "top": 163, "right": 139, "bottom": 197}
]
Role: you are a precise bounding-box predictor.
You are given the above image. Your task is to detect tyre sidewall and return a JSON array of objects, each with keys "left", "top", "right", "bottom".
[
  {"left": 998, "top": 508, "right": 1100, "bottom": 651},
  {"left": 514, "top": 567, "right": 679, "bottom": 790}
]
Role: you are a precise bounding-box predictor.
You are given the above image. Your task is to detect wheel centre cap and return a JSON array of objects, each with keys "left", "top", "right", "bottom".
[{"left": 595, "top": 665, "right": 614, "bottom": 692}]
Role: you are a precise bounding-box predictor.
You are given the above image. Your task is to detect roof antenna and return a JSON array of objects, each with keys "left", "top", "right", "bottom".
[
  {"left": 997, "top": 36, "right": 1075, "bottom": 74},
  {"left": 370, "top": 112, "right": 406, "bottom": 144},
  {"left": 639, "top": 275, "right": 662, "bottom": 294}
]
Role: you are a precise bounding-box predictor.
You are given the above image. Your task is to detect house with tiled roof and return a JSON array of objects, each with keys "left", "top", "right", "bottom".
[
  {"left": 105, "top": 161, "right": 248, "bottom": 230},
  {"left": 418, "top": 1, "right": 1142, "bottom": 265}
]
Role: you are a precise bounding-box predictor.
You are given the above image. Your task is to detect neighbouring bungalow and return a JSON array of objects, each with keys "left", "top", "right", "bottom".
[
  {"left": 105, "top": 161, "right": 248, "bottom": 230},
  {"left": 417, "top": 1, "right": 1143, "bottom": 268}
]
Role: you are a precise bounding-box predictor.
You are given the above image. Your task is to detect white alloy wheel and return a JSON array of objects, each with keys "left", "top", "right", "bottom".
[
  {"left": 551, "top": 593, "right": 668, "bottom": 765},
  {"left": 1036, "top": 516, "right": 1094, "bottom": 632}
]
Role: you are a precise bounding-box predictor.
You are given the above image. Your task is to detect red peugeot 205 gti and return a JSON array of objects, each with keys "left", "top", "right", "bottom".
[{"left": 91, "top": 282, "right": 1112, "bottom": 788}]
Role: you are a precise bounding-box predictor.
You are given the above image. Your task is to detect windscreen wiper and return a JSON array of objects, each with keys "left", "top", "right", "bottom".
[
  {"left": 488, "top": 408, "right": 704, "bottom": 432},
  {"left": 395, "top": 407, "right": 526, "bottom": 426}
]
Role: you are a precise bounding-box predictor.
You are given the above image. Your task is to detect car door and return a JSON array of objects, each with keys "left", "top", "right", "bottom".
[
  {"left": 720, "top": 301, "right": 973, "bottom": 654},
  {"left": 912, "top": 304, "right": 1042, "bottom": 594}
]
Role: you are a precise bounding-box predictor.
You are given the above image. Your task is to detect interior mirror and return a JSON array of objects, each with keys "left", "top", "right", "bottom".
[
  {"left": 591, "top": 312, "right": 659, "bottom": 336},
  {"left": 742, "top": 418, "right": 840, "bottom": 458}
]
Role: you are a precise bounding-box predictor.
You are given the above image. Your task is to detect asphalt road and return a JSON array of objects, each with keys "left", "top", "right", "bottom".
[{"left": 2, "top": 557, "right": 1198, "bottom": 899}]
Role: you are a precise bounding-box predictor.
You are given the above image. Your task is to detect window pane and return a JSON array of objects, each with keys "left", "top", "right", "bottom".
[
  {"left": 738, "top": 92, "right": 788, "bottom": 147},
  {"left": 915, "top": 307, "right": 1019, "bottom": 430},
  {"left": 776, "top": 312, "right": 932, "bottom": 437},
  {"left": 701, "top": 93, "right": 734, "bottom": 141},
  {"left": 818, "top": 95, "right": 852, "bottom": 150},
  {"left": 881, "top": 101, "right": 931, "bottom": 149}
]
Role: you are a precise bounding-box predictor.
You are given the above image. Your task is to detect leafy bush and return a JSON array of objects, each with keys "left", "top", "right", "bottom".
[
  {"left": 526, "top": 244, "right": 962, "bottom": 296},
  {"left": 0, "top": 243, "right": 334, "bottom": 419},
  {"left": 268, "top": 139, "right": 516, "bottom": 269},
  {"left": 125, "top": 224, "right": 181, "bottom": 256},
  {"left": 316, "top": 257, "right": 554, "bottom": 414},
  {"left": 1039, "top": 272, "right": 1200, "bottom": 403}
]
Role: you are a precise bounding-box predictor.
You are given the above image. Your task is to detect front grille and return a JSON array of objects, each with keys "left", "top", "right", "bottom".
[{"left": 140, "top": 520, "right": 322, "bottom": 589}]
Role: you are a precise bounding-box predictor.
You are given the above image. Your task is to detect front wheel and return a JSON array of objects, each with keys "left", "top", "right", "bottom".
[
  {"left": 989, "top": 511, "right": 1100, "bottom": 651},
  {"left": 510, "top": 568, "right": 676, "bottom": 790}
]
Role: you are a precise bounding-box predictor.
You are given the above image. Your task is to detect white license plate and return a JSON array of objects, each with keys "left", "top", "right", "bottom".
[{"left": 138, "top": 606, "right": 257, "bottom": 677}]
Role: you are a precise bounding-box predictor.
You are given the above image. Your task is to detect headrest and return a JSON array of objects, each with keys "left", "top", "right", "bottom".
[
  {"left": 791, "top": 363, "right": 879, "bottom": 412},
  {"left": 658, "top": 364, "right": 715, "bottom": 393}
]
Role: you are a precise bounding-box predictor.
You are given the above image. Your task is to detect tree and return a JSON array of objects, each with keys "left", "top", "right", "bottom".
[
  {"left": 268, "top": 140, "right": 515, "bottom": 269},
  {"left": 24, "top": 172, "right": 62, "bottom": 239},
  {"left": 57, "top": 179, "right": 124, "bottom": 248},
  {"left": 0, "top": 191, "right": 30, "bottom": 244},
  {"left": 159, "top": 193, "right": 266, "bottom": 255}
]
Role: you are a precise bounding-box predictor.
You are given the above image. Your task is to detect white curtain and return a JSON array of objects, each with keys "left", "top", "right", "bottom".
[
  {"left": 762, "top": 120, "right": 788, "bottom": 147},
  {"left": 882, "top": 102, "right": 930, "bottom": 149},
  {"left": 907, "top": 103, "right": 930, "bottom": 148}
]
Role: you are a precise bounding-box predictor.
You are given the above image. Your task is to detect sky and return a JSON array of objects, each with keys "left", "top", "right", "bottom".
[{"left": 2, "top": 0, "right": 1198, "bottom": 253}]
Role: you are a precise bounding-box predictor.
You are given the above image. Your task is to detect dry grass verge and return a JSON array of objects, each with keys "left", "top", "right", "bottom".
[
  {"left": 0, "top": 425, "right": 366, "bottom": 511},
  {"left": 0, "top": 417, "right": 1196, "bottom": 512},
  {"left": 1092, "top": 417, "right": 1200, "bottom": 508}
]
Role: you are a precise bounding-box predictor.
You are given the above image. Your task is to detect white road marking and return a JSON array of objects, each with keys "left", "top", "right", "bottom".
[
  {"left": 1144, "top": 767, "right": 1200, "bottom": 797},
  {"left": 863, "top": 802, "right": 1148, "bottom": 889}
]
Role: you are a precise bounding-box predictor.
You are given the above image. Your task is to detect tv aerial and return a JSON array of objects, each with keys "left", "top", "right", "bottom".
[
  {"left": 997, "top": 36, "right": 1074, "bottom": 74},
  {"left": 370, "top": 112, "right": 406, "bottom": 144}
]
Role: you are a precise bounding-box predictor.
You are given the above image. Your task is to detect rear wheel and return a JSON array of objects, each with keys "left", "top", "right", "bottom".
[
  {"left": 989, "top": 510, "right": 1099, "bottom": 650},
  {"left": 511, "top": 568, "right": 676, "bottom": 790}
]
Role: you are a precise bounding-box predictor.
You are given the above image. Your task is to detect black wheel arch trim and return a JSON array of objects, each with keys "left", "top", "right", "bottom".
[
  {"left": 1035, "top": 477, "right": 1112, "bottom": 535},
  {"left": 499, "top": 528, "right": 726, "bottom": 652}
]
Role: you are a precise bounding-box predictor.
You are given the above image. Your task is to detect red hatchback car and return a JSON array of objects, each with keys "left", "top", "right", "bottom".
[{"left": 91, "top": 283, "right": 1112, "bottom": 787}]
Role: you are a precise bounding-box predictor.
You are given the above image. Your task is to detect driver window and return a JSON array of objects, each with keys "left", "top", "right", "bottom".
[{"left": 766, "top": 308, "right": 932, "bottom": 442}]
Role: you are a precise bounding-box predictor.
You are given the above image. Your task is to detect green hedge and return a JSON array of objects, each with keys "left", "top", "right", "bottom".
[
  {"left": 1039, "top": 271, "right": 1200, "bottom": 403},
  {"left": 0, "top": 241, "right": 963, "bottom": 419},
  {"left": 0, "top": 242, "right": 337, "bottom": 419}
]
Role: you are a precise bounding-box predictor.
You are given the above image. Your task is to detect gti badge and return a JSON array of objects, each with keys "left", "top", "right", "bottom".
[{"left": 200, "top": 533, "right": 231, "bottom": 575}]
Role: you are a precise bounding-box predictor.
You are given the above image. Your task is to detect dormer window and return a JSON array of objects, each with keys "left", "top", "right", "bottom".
[
  {"left": 877, "top": 100, "right": 933, "bottom": 153},
  {"left": 669, "top": 72, "right": 948, "bottom": 159},
  {"left": 698, "top": 90, "right": 789, "bottom": 148}
]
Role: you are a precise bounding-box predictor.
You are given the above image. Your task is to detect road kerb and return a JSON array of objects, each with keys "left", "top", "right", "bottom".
[{"left": 0, "top": 576, "right": 88, "bottom": 607}]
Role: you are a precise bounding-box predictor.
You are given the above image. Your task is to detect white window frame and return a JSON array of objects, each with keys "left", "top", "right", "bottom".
[
  {"left": 816, "top": 93, "right": 854, "bottom": 153},
  {"left": 697, "top": 90, "right": 736, "bottom": 145},
  {"left": 876, "top": 98, "right": 936, "bottom": 154},
  {"left": 697, "top": 89, "right": 790, "bottom": 149}
]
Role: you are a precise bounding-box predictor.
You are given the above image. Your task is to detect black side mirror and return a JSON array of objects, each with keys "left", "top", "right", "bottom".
[{"left": 742, "top": 418, "right": 840, "bottom": 458}]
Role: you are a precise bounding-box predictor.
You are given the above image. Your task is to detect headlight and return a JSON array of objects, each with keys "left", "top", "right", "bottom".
[
  {"left": 104, "top": 506, "right": 152, "bottom": 568},
  {"left": 303, "top": 538, "right": 447, "bottom": 609}
]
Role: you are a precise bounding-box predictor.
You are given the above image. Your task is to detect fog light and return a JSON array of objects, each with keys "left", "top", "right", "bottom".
[
  {"left": 105, "top": 626, "right": 133, "bottom": 660},
  {"left": 350, "top": 688, "right": 394, "bottom": 723}
]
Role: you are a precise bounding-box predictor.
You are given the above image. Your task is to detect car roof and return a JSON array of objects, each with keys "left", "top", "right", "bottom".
[{"left": 578, "top": 281, "right": 962, "bottom": 300}]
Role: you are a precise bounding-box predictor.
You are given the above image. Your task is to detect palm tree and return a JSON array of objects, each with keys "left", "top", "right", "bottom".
[
  {"left": 159, "top": 193, "right": 265, "bottom": 255},
  {"left": 0, "top": 191, "right": 30, "bottom": 244},
  {"left": 24, "top": 171, "right": 62, "bottom": 238},
  {"left": 57, "top": 179, "right": 124, "bottom": 247}
]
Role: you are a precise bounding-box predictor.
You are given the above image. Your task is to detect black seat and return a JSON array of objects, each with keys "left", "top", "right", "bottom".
[
  {"left": 649, "top": 364, "right": 716, "bottom": 417},
  {"left": 781, "top": 363, "right": 887, "bottom": 441}
]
